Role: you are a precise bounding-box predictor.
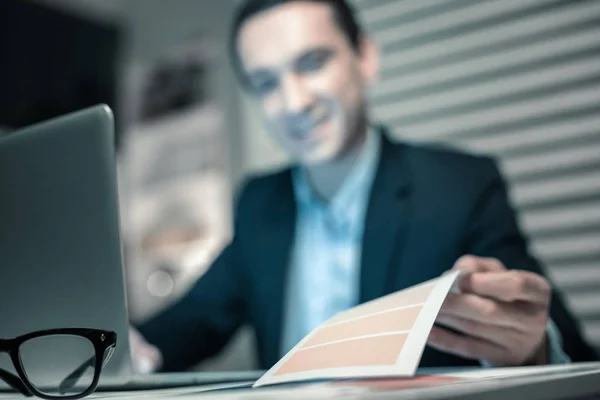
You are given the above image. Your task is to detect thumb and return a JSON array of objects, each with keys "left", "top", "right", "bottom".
[{"left": 129, "top": 326, "right": 163, "bottom": 373}]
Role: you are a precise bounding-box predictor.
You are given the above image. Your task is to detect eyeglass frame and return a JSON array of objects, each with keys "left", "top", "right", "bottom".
[{"left": 0, "top": 328, "right": 117, "bottom": 400}]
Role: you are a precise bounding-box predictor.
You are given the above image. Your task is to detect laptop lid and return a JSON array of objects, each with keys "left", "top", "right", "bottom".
[{"left": 0, "top": 105, "right": 132, "bottom": 390}]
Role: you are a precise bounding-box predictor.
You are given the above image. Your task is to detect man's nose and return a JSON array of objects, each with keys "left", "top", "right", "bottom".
[{"left": 280, "top": 74, "right": 312, "bottom": 113}]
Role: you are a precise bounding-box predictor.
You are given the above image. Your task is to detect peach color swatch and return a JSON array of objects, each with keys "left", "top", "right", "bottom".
[
  {"left": 274, "top": 334, "right": 408, "bottom": 375},
  {"left": 253, "top": 270, "right": 465, "bottom": 388}
]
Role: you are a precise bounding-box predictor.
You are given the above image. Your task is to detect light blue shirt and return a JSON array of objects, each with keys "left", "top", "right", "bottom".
[
  {"left": 280, "top": 128, "right": 381, "bottom": 356},
  {"left": 280, "top": 128, "right": 570, "bottom": 365}
]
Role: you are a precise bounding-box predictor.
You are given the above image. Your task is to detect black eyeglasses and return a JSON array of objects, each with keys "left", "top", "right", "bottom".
[{"left": 0, "top": 328, "right": 117, "bottom": 399}]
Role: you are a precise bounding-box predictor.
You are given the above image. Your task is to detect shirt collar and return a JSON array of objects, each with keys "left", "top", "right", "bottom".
[{"left": 292, "top": 126, "right": 381, "bottom": 216}]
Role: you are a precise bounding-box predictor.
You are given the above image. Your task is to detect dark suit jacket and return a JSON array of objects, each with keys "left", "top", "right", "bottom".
[{"left": 138, "top": 127, "right": 598, "bottom": 371}]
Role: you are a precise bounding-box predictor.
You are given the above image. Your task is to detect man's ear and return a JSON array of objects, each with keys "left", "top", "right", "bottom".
[{"left": 359, "top": 36, "right": 380, "bottom": 83}]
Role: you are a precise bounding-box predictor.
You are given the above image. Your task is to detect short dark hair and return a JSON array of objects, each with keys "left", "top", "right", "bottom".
[{"left": 228, "top": 0, "right": 364, "bottom": 88}]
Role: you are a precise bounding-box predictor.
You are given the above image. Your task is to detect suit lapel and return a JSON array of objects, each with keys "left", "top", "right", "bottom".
[
  {"left": 360, "top": 128, "right": 414, "bottom": 303},
  {"left": 259, "top": 170, "right": 297, "bottom": 365}
]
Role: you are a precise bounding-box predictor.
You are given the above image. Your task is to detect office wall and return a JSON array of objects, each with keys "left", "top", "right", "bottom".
[
  {"left": 115, "top": 0, "right": 246, "bottom": 188},
  {"left": 113, "top": 0, "right": 258, "bottom": 371}
]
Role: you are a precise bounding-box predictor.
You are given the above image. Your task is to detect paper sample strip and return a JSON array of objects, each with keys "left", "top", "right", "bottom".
[{"left": 254, "top": 270, "right": 463, "bottom": 387}]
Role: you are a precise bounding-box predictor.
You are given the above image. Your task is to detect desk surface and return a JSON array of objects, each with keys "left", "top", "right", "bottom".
[{"left": 1, "top": 363, "right": 600, "bottom": 400}]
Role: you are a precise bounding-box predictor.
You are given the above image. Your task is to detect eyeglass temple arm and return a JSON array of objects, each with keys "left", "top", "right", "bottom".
[
  {"left": 0, "top": 367, "right": 34, "bottom": 397},
  {"left": 59, "top": 344, "right": 115, "bottom": 394},
  {"left": 58, "top": 356, "right": 94, "bottom": 395}
]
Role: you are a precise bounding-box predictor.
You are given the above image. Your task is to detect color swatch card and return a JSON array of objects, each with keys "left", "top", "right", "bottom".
[{"left": 254, "top": 270, "right": 465, "bottom": 388}]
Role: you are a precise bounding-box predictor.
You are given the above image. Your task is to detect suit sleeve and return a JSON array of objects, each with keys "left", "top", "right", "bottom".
[
  {"left": 135, "top": 182, "right": 253, "bottom": 372},
  {"left": 462, "top": 158, "right": 599, "bottom": 363}
]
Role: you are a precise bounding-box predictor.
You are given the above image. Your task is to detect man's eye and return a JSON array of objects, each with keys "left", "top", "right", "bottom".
[
  {"left": 249, "top": 77, "right": 279, "bottom": 95},
  {"left": 296, "top": 50, "right": 333, "bottom": 73}
]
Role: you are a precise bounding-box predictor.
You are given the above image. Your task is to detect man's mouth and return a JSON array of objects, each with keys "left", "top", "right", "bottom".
[{"left": 288, "top": 113, "right": 329, "bottom": 140}]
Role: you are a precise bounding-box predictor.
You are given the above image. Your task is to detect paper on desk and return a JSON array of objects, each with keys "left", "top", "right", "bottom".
[{"left": 254, "top": 270, "right": 466, "bottom": 388}]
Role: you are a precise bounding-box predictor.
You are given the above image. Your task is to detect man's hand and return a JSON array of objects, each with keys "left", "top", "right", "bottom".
[
  {"left": 129, "top": 326, "right": 163, "bottom": 373},
  {"left": 427, "top": 255, "right": 551, "bottom": 366}
]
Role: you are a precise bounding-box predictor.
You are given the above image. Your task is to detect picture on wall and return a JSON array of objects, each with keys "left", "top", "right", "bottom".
[{"left": 119, "top": 33, "right": 233, "bottom": 322}]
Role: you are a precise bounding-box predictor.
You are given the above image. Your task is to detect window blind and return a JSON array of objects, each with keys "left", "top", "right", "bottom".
[{"left": 352, "top": 0, "right": 600, "bottom": 351}]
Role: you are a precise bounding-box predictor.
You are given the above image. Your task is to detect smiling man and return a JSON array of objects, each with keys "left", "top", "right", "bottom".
[{"left": 133, "top": 0, "right": 598, "bottom": 372}]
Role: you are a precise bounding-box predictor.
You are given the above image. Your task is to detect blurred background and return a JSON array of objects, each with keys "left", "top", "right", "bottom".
[{"left": 1, "top": 0, "right": 599, "bottom": 372}]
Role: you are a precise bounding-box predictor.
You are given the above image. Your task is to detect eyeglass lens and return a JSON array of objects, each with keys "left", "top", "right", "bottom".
[{"left": 19, "top": 334, "right": 96, "bottom": 396}]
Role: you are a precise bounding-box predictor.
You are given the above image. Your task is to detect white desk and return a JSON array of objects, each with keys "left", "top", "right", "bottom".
[{"left": 2, "top": 363, "right": 600, "bottom": 400}]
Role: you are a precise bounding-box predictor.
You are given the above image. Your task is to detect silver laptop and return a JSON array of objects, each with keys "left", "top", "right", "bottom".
[{"left": 0, "top": 105, "right": 260, "bottom": 394}]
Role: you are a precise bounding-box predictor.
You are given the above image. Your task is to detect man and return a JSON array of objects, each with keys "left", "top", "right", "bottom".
[{"left": 132, "top": 0, "right": 598, "bottom": 372}]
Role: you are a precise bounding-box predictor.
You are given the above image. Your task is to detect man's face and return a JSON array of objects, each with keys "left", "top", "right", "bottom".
[{"left": 237, "top": 2, "right": 378, "bottom": 165}]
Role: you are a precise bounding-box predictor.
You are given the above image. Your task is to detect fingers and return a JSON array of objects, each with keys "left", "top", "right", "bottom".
[
  {"left": 435, "top": 314, "right": 516, "bottom": 348},
  {"left": 451, "top": 255, "right": 504, "bottom": 293},
  {"left": 461, "top": 270, "right": 551, "bottom": 304},
  {"left": 427, "top": 325, "right": 508, "bottom": 363},
  {"left": 437, "top": 255, "right": 552, "bottom": 366},
  {"left": 129, "top": 327, "right": 163, "bottom": 374},
  {"left": 439, "top": 292, "right": 520, "bottom": 330},
  {"left": 453, "top": 255, "right": 505, "bottom": 273},
  {"left": 451, "top": 255, "right": 551, "bottom": 304},
  {"left": 134, "top": 347, "right": 162, "bottom": 374}
]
